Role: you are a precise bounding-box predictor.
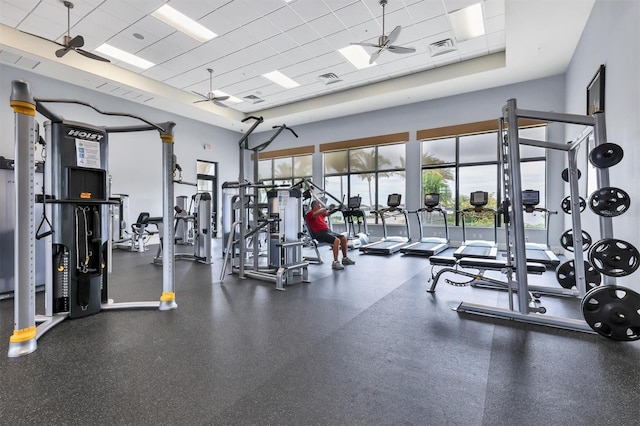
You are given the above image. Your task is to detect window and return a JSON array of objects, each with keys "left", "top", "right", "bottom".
[
  {"left": 421, "top": 125, "right": 547, "bottom": 228},
  {"left": 258, "top": 154, "right": 313, "bottom": 202},
  {"left": 323, "top": 143, "right": 406, "bottom": 224}
]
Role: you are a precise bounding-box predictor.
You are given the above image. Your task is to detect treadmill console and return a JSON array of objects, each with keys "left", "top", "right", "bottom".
[
  {"left": 387, "top": 193, "right": 402, "bottom": 208},
  {"left": 470, "top": 191, "right": 488, "bottom": 207},
  {"left": 522, "top": 190, "right": 540, "bottom": 213},
  {"left": 424, "top": 193, "right": 440, "bottom": 207},
  {"left": 348, "top": 196, "right": 362, "bottom": 209}
]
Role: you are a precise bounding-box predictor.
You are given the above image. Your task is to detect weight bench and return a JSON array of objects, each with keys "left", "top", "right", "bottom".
[{"left": 427, "top": 255, "right": 546, "bottom": 293}]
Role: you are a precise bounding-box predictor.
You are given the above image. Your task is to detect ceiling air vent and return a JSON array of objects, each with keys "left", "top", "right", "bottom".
[
  {"left": 243, "top": 94, "right": 264, "bottom": 104},
  {"left": 317, "top": 72, "right": 342, "bottom": 85},
  {"left": 429, "top": 39, "right": 456, "bottom": 57}
]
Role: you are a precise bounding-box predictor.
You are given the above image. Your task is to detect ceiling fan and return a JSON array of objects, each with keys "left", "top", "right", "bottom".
[
  {"left": 192, "top": 69, "right": 230, "bottom": 107},
  {"left": 52, "top": 1, "right": 110, "bottom": 62},
  {"left": 350, "top": 0, "right": 416, "bottom": 64}
]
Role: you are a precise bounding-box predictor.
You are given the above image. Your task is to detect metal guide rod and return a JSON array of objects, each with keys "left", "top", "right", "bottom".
[
  {"left": 505, "top": 99, "right": 530, "bottom": 314},
  {"left": 160, "top": 123, "right": 178, "bottom": 310},
  {"left": 592, "top": 112, "right": 616, "bottom": 286},
  {"left": 8, "top": 80, "right": 38, "bottom": 357},
  {"left": 567, "top": 146, "right": 587, "bottom": 296}
]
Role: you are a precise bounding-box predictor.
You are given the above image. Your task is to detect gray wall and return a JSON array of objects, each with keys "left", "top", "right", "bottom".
[
  {"left": 564, "top": 0, "right": 640, "bottom": 291},
  {"left": 0, "top": 65, "right": 239, "bottom": 235},
  {"left": 254, "top": 75, "right": 568, "bottom": 249}
]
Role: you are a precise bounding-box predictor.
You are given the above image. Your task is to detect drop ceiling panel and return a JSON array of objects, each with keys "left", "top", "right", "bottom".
[
  {"left": 485, "top": 15, "right": 505, "bottom": 34},
  {"left": 286, "top": 24, "right": 320, "bottom": 46},
  {"left": 97, "top": 0, "right": 149, "bottom": 24},
  {"left": 266, "top": 6, "right": 306, "bottom": 33},
  {"left": 242, "top": 18, "right": 283, "bottom": 41},
  {"left": 169, "top": 0, "right": 218, "bottom": 19},
  {"left": 318, "top": 30, "right": 350, "bottom": 50},
  {"left": 264, "top": 33, "right": 299, "bottom": 53},
  {"left": 483, "top": 0, "right": 506, "bottom": 18},
  {"left": 333, "top": 2, "right": 375, "bottom": 27},
  {"left": 307, "top": 14, "right": 347, "bottom": 37},
  {"left": 131, "top": 16, "right": 176, "bottom": 40},
  {"left": 0, "top": 0, "right": 589, "bottom": 132},
  {"left": 223, "top": 27, "right": 262, "bottom": 49},
  {"left": 198, "top": 11, "right": 241, "bottom": 36},
  {"left": 242, "top": 0, "right": 287, "bottom": 16},
  {"left": 405, "top": 2, "right": 447, "bottom": 23},
  {"left": 289, "top": 0, "right": 332, "bottom": 22},
  {"left": 301, "top": 38, "right": 334, "bottom": 57},
  {"left": 414, "top": 15, "right": 452, "bottom": 37}
]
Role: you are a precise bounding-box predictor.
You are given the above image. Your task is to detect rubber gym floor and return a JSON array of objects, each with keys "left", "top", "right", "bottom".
[{"left": 1, "top": 241, "right": 639, "bottom": 425}]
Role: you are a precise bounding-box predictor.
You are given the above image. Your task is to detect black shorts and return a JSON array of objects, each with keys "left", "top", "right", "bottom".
[{"left": 314, "top": 230, "right": 342, "bottom": 245}]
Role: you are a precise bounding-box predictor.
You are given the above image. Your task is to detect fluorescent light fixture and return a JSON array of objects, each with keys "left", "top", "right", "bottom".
[
  {"left": 338, "top": 45, "right": 376, "bottom": 69},
  {"left": 449, "top": 3, "right": 485, "bottom": 42},
  {"left": 151, "top": 4, "right": 217, "bottom": 43},
  {"left": 262, "top": 70, "right": 300, "bottom": 89},
  {"left": 95, "top": 44, "right": 155, "bottom": 69},
  {"left": 214, "top": 90, "right": 243, "bottom": 104}
]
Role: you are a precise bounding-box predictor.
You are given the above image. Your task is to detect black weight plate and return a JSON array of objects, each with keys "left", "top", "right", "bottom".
[
  {"left": 589, "top": 238, "right": 640, "bottom": 277},
  {"left": 560, "top": 229, "right": 592, "bottom": 252},
  {"left": 556, "top": 260, "right": 602, "bottom": 290},
  {"left": 581, "top": 285, "right": 640, "bottom": 341},
  {"left": 588, "top": 187, "right": 631, "bottom": 217},
  {"left": 561, "top": 168, "right": 581, "bottom": 182},
  {"left": 561, "top": 196, "right": 586, "bottom": 214},
  {"left": 589, "top": 143, "right": 624, "bottom": 168}
]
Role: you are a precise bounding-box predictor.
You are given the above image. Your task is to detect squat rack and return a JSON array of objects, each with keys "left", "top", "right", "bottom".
[{"left": 455, "top": 98, "right": 612, "bottom": 334}]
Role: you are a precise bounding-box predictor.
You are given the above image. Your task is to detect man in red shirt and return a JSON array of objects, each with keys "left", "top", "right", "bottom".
[{"left": 305, "top": 200, "right": 355, "bottom": 270}]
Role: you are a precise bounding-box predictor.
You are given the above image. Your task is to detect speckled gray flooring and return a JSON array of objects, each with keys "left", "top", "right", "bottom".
[{"left": 1, "top": 242, "right": 639, "bottom": 425}]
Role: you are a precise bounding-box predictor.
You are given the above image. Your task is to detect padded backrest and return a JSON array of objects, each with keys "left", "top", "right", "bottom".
[{"left": 135, "top": 212, "right": 150, "bottom": 225}]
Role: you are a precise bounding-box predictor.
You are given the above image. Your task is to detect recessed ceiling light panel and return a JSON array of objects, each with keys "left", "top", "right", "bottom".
[
  {"left": 262, "top": 71, "right": 300, "bottom": 89},
  {"left": 95, "top": 44, "right": 155, "bottom": 69},
  {"left": 151, "top": 4, "right": 217, "bottom": 43},
  {"left": 449, "top": 3, "right": 486, "bottom": 42},
  {"left": 338, "top": 45, "right": 377, "bottom": 69}
]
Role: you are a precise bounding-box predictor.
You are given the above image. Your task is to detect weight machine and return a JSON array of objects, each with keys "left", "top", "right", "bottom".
[
  {"left": 8, "top": 80, "right": 178, "bottom": 358},
  {"left": 401, "top": 193, "right": 449, "bottom": 257},
  {"left": 451, "top": 98, "right": 639, "bottom": 341},
  {"left": 153, "top": 192, "right": 213, "bottom": 264},
  {"left": 220, "top": 117, "right": 308, "bottom": 290}
]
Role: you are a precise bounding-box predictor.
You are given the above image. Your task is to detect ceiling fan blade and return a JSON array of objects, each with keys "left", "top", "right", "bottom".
[
  {"left": 55, "top": 47, "right": 72, "bottom": 58},
  {"left": 213, "top": 100, "right": 229, "bottom": 108},
  {"left": 20, "top": 30, "right": 65, "bottom": 47},
  {"left": 369, "top": 48, "right": 383, "bottom": 64},
  {"left": 192, "top": 91, "right": 209, "bottom": 99},
  {"left": 214, "top": 95, "right": 230, "bottom": 102},
  {"left": 386, "top": 26, "right": 402, "bottom": 46},
  {"left": 387, "top": 45, "right": 416, "bottom": 54},
  {"left": 350, "top": 42, "right": 381, "bottom": 48},
  {"left": 77, "top": 49, "right": 111, "bottom": 62},
  {"left": 68, "top": 35, "right": 85, "bottom": 49},
  {"left": 193, "top": 99, "right": 210, "bottom": 104}
]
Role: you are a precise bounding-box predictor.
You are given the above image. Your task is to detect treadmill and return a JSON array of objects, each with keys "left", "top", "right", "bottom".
[
  {"left": 453, "top": 191, "right": 498, "bottom": 259},
  {"left": 342, "top": 195, "right": 369, "bottom": 250},
  {"left": 522, "top": 189, "right": 560, "bottom": 267},
  {"left": 359, "top": 193, "right": 411, "bottom": 255},
  {"left": 401, "top": 193, "right": 449, "bottom": 257}
]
